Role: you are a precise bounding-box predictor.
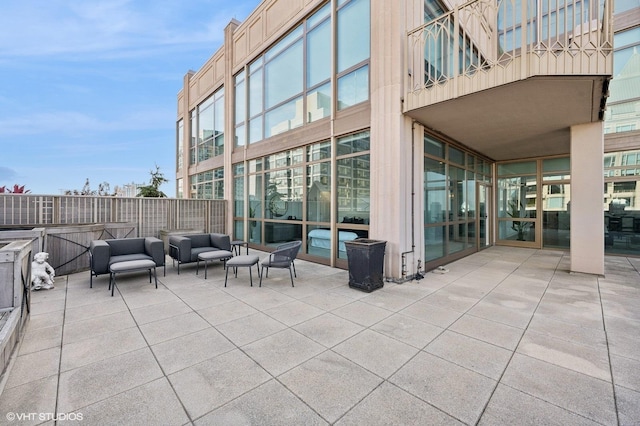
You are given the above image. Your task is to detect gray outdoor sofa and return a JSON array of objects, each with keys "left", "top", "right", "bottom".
[
  {"left": 168, "top": 233, "right": 232, "bottom": 273},
  {"left": 89, "top": 237, "right": 166, "bottom": 287}
]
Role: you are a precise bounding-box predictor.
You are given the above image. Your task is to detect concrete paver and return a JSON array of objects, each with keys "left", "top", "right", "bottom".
[{"left": 1, "top": 246, "right": 638, "bottom": 425}]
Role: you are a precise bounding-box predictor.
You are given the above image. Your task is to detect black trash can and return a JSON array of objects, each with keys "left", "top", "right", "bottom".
[{"left": 344, "top": 239, "right": 386, "bottom": 292}]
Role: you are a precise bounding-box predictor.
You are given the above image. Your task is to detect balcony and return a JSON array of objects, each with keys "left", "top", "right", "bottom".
[{"left": 405, "top": 0, "right": 613, "bottom": 160}]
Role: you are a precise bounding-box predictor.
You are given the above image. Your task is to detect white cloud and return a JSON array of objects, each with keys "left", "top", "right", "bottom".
[
  {"left": 0, "top": 106, "right": 174, "bottom": 138},
  {"left": 0, "top": 0, "right": 256, "bottom": 60}
]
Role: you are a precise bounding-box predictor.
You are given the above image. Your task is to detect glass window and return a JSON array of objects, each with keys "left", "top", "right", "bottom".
[
  {"left": 233, "top": 164, "right": 245, "bottom": 218},
  {"left": 448, "top": 146, "right": 465, "bottom": 165},
  {"left": 498, "top": 161, "right": 537, "bottom": 175},
  {"left": 337, "top": 131, "right": 370, "bottom": 155},
  {"left": 308, "top": 3, "right": 331, "bottom": 27},
  {"left": 337, "top": 0, "right": 370, "bottom": 73},
  {"left": 249, "top": 66, "right": 263, "bottom": 117},
  {"left": 425, "top": 157, "right": 447, "bottom": 223},
  {"left": 307, "top": 18, "right": 331, "bottom": 88},
  {"left": 614, "top": 0, "right": 639, "bottom": 13},
  {"left": 265, "top": 39, "right": 303, "bottom": 109},
  {"left": 498, "top": 176, "right": 537, "bottom": 219},
  {"left": 424, "top": 135, "right": 445, "bottom": 158},
  {"left": 235, "top": 124, "right": 246, "bottom": 147},
  {"left": 265, "top": 168, "right": 303, "bottom": 219},
  {"left": 308, "top": 141, "right": 331, "bottom": 162},
  {"left": 249, "top": 116, "right": 263, "bottom": 144},
  {"left": 235, "top": 69, "right": 246, "bottom": 145},
  {"left": 177, "top": 120, "right": 183, "bottom": 170},
  {"left": 336, "top": 155, "right": 370, "bottom": 223},
  {"left": 337, "top": 65, "right": 369, "bottom": 110},
  {"left": 307, "top": 162, "right": 331, "bottom": 222},
  {"left": 265, "top": 97, "right": 304, "bottom": 138},
  {"left": 265, "top": 26, "right": 303, "bottom": 61},
  {"left": 449, "top": 166, "right": 466, "bottom": 221},
  {"left": 189, "top": 110, "right": 197, "bottom": 165},
  {"left": 234, "top": 71, "right": 246, "bottom": 126},
  {"left": 307, "top": 83, "right": 331, "bottom": 123}
]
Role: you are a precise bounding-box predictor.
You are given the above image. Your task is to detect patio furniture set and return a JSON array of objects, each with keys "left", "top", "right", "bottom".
[{"left": 89, "top": 233, "right": 301, "bottom": 296}]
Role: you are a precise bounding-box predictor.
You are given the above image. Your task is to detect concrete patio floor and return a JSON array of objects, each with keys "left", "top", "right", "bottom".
[{"left": 1, "top": 246, "right": 639, "bottom": 425}]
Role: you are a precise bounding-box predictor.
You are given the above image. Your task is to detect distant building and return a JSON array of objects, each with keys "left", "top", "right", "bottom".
[
  {"left": 115, "top": 182, "right": 144, "bottom": 198},
  {"left": 174, "top": 0, "right": 638, "bottom": 280}
]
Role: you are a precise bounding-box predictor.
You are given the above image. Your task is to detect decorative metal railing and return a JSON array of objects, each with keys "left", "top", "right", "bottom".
[{"left": 406, "top": 0, "right": 613, "bottom": 108}]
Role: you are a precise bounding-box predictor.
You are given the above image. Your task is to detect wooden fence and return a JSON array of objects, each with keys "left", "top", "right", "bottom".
[{"left": 0, "top": 195, "right": 227, "bottom": 276}]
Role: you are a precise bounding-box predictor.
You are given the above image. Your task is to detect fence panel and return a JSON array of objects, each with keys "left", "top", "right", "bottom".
[{"left": 0, "top": 195, "right": 227, "bottom": 275}]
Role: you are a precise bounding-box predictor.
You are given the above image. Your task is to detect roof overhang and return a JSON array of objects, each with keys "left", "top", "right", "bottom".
[{"left": 405, "top": 76, "right": 610, "bottom": 161}]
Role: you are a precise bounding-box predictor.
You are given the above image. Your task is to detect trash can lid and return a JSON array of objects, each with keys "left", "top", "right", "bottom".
[{"left": 346, "top": 238, "right": 386, "bottom": 245}]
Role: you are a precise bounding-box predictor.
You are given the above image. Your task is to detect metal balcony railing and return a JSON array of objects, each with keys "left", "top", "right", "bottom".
[{"left": 405, "top": 0, "right": 613, "bottom": 109}]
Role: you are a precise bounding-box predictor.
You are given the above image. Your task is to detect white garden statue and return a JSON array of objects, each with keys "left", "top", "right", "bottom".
[{"left": 31, "top": 252, "right": 55, "bottom": 290}]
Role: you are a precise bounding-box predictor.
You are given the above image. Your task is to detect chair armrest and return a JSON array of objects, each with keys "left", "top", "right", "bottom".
[
  {"left": 210, "top": 233, "right": 231, "bottom": 251},
  {"left": 89, "top": 240, "right": 111, "bottom": 274},
  {"left": 145, "top": 237, "right": 165, "bottom": 266},
  {"left": 168, "top": 236, "right": 192, "bottom": 263}
]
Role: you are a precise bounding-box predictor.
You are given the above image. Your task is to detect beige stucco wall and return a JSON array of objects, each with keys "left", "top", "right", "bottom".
[
  {"left": 570, "top": 121, "right": 604, "bottom": 275},
  {"left": 369, "top": 0, "right": 425, "bottom": 280}
]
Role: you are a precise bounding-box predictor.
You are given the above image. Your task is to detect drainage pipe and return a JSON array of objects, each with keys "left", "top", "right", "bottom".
[{"left": 396, "top": 120, "right": 424, "bottom": 283}]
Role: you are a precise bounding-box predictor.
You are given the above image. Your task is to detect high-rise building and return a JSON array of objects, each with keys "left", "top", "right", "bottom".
[{"left": 175, "top": 0, "right": 637, "bottom": 280}]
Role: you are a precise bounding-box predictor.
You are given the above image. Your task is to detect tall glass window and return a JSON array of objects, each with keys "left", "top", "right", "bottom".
[
  {"left": 604, "top": 26, "right": 640, "bottom": 134},
  {"left": 234, "top": 71, "right": 247, "bottom": 147},
  {"left": 233, "top": 130, "right": 370, "bottom": 263},
  {"left": 336, "top": 131, "right": 371, "bottom": 259},
  {"left": 497, "top": 161, "right": 537, "bottom": 242},
  {"left": 542, "top": 158, "right": 570, "bottom": 249},
  {"left": 306, "top": 4, "right": 331, "bottom": 123},
  {"left": 235, "top": 2, "right": 370, "bottom": 142},
  {"left": 424, "top": 134, "right": 492, "bottom": 266},
  {"left": 233, "top": 164, "right": 245, "bottom": 240},
  {"left": 194, "top": 87, "right": 224, "bottom": 162},
  {"left": 337, "top": 0, "right": 370, "bottom": 110},
  {"left": 177, "top": 119, "right": 183, "bottom": 171},
  {"left": 189, "top": 110, "right": 197, "bottom": 165},
  {"left": 337, "top": 0, "right": 370, "bottom": 73},
  {"left": 604, "top": 149, "right": 640, "bottom": 256}
]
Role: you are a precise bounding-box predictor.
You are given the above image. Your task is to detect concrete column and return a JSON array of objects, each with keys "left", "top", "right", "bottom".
[
  {"left": 223, "top": 20, "right": 239, "bottom": 237},
  {"left": 369, "top": 0, "right": 423, "bottom": 280},
  {"left": 570, "top": 121, "right": 604, "bottom": 275}
]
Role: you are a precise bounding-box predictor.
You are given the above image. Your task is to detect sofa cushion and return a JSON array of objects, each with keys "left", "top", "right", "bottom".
[
  {"left": 107, "top": 238, "right": 146, "bottom": 256},
  {"left": 109, "top": 253, "right": 154, "bottom": 266},
  {"left": 190, "top": 246, "right": 219, "bottom": 262},
  {"left": 189, "top": 234, "right": 211, "bottom": 248}
]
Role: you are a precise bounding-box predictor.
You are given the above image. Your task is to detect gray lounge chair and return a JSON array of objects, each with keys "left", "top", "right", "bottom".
[{"left": 259, "top": 240, "right": 302, "bottom": 287}]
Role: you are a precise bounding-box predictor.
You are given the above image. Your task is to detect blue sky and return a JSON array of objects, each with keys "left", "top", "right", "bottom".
[{"left": 0, "top": 0, "right": 258, "bottom": 196}]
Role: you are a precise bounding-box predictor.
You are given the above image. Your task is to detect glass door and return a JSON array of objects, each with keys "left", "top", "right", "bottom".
[{"left": 478, "top": 182, "right": 491, "bottom": 249}]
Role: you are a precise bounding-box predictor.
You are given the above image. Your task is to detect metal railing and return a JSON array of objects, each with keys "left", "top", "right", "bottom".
[
  {"left": 406, "top": 0, "right": 613, "bottom": 108},
  {"left": 0, "top": 194, "right": 226, "bottom": 238}
]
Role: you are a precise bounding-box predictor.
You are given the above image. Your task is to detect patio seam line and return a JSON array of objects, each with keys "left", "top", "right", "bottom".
[
  {"left": 125, "top": 266, "right": 330, "bottom": 423},
  {"left": 474, "top": 248, "right": 555, "bottom": 424},
  {"left": 53, "top": 274, "right": 68, "bottom": 422},
  {"left": 14, "top": 248, "right": 633, "bottom": 425},
  {"left": 330, "top": 251, "right": 541, "bottom": 424},
  {"left": 597, "top": 273, "right": 621, "bottom": 426},
  {"left": 115, "top": 277, "right": 196, "bottom": 425}
]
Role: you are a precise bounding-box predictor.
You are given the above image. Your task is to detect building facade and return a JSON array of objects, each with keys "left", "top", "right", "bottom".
[{"left": 176, "top": 0, "right": 637, "bottom": 280}]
